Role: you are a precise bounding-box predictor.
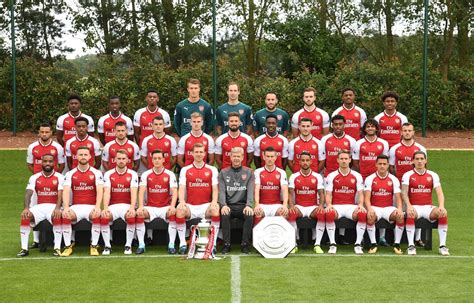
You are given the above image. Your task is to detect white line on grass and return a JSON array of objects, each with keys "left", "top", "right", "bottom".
[
  {"left": 230, "top": 256, "right": 241, "bottom": 303},
  {"left": 294, "top": 254, "right": 474, "bottom": 259}
]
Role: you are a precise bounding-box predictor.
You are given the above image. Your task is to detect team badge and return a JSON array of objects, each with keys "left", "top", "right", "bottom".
[
  {"left": 240, "top": 142, "right": 245, "bottom": 146},
  {"left": 199, "top": 106, "right": 204, "bottom": 112},
  {"left": 34, "top": 149, "right": 39, "bottom": 153},
  {"left": 354, "top": 112, "right": 359, "bottom": 117},
  {"left": 51, "top": 150, "right": 56, "bottom": 155},
  {"left": 276, "top": 174, "right": 280, "bottom": 179},
  {"left": 164, "top": 177, "right": 168, "bottom": 182},
  {"left": 87, "top": 143, "right": 92, "bottom": 148},
  {"left": 277, "top": 141, "right": 282, "bottom": 146},
  {"left": 316, "top": 115, "right": 321, "bottom": 121},
  {"left": 239, "top": 109, "right": 244, "bottom": 115},
  {"left": 52, "top": 179, "right": 58, "bottom": 185},
  {"left": 277, "top": 115, "right": 282, "bottom": 120},
  {"left": 395, "top": 118, "right": 400, "bottom": 123},
  {"left": 203, "top": 141, "right": 207, "bottom": 145},
  {"left": 225, "top": 176, "right": 231, "bottom": 183},
  {"left": 296, "top": 145, "right": 300, "bottom": 149},
  {"left": 377, "top": 145, "right": 382, "bottom": 150},
  {"left": 312, "top": 144, "right": 317, "bottom": 149},
  {"left": 311, "top": 178, "right": 316, "bottom": 184},
  {"left": 343, "top": 142, "right": 349, "bottom": 146},
  {"left": 164, "top": 141, "right": 169, "bottom": 146},
  {"left": 126, "top": 176, "right": 131, "bottom": 182},
  {"left": 388, "top": 181, "right": 392, "bottom": 186},
  {"left": 205, "top": 172, "right": 210, "bottom": 177},
  {"left": 427, "top": 176, "right": 432, "bottom": 182},
  {"left": 241, "top": 174, "right": 247, "bottom": 181},
  {"left": 350, "top": 178, "right": 355, "bottom": 184},
  {"left": 127, "top": 147, "right": 132, "bottom": 153},
  {"left": 89, "top": 175, "right": 94, "bottom": 180}
]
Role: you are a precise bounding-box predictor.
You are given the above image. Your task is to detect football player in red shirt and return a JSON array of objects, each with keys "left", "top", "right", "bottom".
[
  {"left": 140, "top": 116, "right": 177, "bottom": 170},
  {"left": 254, "top": 114, "right": 289, "bottom": 169},
  {"left": 288, "top": 118, "right": 324, "bottom": 173},
  {"left": 27, "top": 122, "right": 65, "bottom": 174},
  {"left": 56, "top": 94, "right": 94, "bottom": 146},
  {"left": 97, "top": 96, "right": 134, "bottom": 145},
  {"left": 374, "top": 91, "right": 408, "bottom": 148},
  {"left": 102, "top": 121, "right": 140, "bottom": 171},
  {"left": 331, "top": 88, "right": 367, "bottom": 140},
  {"left": 65, "top": 117, "right": 101, "bottom": 170},
  {"left": 291, "top": 87, "right": 330, "bottom": 139}
]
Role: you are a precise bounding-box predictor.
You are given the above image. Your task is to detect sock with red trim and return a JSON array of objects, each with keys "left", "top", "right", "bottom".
[
  {"left": 20, "top": 219, "right": 31, "bottom": 250},
  {"left": 125, "top": 217, "right": 135, "bottom": 247},
  {"left": 52, "top": 217, "right": 62, "bottom": 249},
  {"left": 168, "top": 215, "right": 177, "bottom": 247},
  {"left": 406, "top": 217, "right": 415, "bottom": 246},
  {"left": 91, "top": 217, "right": 101, "bottom": 246},
  {"left": 355, "top": 212, "right": 367, "bottom": 245},
  {"left": 136, "top": 217, "right": 145, "bottom": 247},
  {"left": 438, "top": 216, "right": 448, "bottom": 247},
  {"left": 100, "top": 217, "right": 111, "bottom": 247}
]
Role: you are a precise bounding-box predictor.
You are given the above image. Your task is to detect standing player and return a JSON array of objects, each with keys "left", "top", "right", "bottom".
[
  {"left": 176, "top": 143, "right": 220, "bottom": 255},
  {"left": 102, "top": 121, "right": 140, "bottom": 171},
  {"left": 141, "top": 116, "right": 177, "bottom": 170},
  {"left": 133, "top": 89, "right": 172, "bottom": 146},
  {"left": 27, "top": 122, "right": 65, "bottom": 174},
  {"left": 291, "top": 87, "right": 330, "bottom": 140},
  {"left": 137, "top": 150, "right": 178, "bottom": 254},
  {"left": 17, "top": 155, "right": 64, "bottom": 257},
  {"left": 60, "top": 147, "right": 104, "bottom": 256},
  {"left": 253, "top": 92, "right": 290, "bottom": 137},
  {"left": 102, "top": 150, "right": 139, "bottom": 255},
  {"left": 374, "top": 91, "right": 408, "bottom": 148},
  {"left": 253, "top": 147, "right": 289, "bottom": 225},
  {"left": 288, "top": 152, "right": 325, "bottom": 254},
  {"left": 254, "top": 114, "right": 289, "bottom": 169},
  {"left": 177, "top": 112, "right": 215, "bottom": 167},
  {"left": 65, "top": 117, "right": 101, "bottom": 170},
  {"left": 325, "top": 150, "right": 366, "bottom": 254},
  {"left": 288, "top": 118, "right": 324, "bottom": 173},
  {"left": 215, "top": 82, "right": 253, "bottom": 135},
  {"left": 352, "top": 119, "right": 389, "bottom": 180},
  {"left": 174, "top": 79, "right": 214, "bottom": 136},
  {"left": 218, "top": 147, "right": 254, "bottom": 254},
  {"left": 97, "top": 96, "right": 134, "bottom": 145},
  {"left": 56, "top": 94, "right": 94, "bottom": 146},
  {"left": 364, "top": 155, "right": 405, "bottom": 254},
  {"left": 331, "top": 88, "right": 367, "bottom": 140},
  {"left": 401, "top": 151, "right": 449, "bottom": 256},
  {"left": 215, "top": 112, "right": 254, "bottom": 169}
]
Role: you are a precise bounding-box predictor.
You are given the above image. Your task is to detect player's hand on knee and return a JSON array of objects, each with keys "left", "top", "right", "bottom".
[
  {"left": 210, "top": 202, "right": 219, "bottom": 211},
  {"left": 407, "top": 205, "right": 416, "bottom": 218},
  {"left": 221, "top": 206, "right": 230, "bottom": 216},
  {"left": 136, "top": 207, "right": 145, "bottom": 217},
  {"left": 394, "top": 208, "right": 403, "bottom": 221},
  {"left": 438, "top": 207, "right": 447, "bottom": 217},
  {"left": 126, "top": 208, "right": 136, "bottom": 218},
  {"left": 367, "top": 209, "right": 376, "bottom": 221},
  {"left": 177, "top": 203, "right": 187, "bottom": 211},
  {"left": 316, "top": 206, "right": 325, "bottom": 215},
  {"left": 243, "top": 206, "right": 254, "bottom": 216},
  {"left": 101, "top": 209, "right": 111, "bottom": 218},
  {"left": 254, "top": 206, "right": 263, "bottom": 217},
  {"left": 52, "top": 208, "right": 62, "bottom": 219},
  {"left": 279, "top": 206, "right": 289, "bottom": 217},
  {"left": 168, "top": 206, "right": 176, "bottom": 216},
  {"left": 21, "top": 208, "right": 32, "bottom": 220},
  {"left": 357, "top": 206, "right": 367, "bottom": 213}
]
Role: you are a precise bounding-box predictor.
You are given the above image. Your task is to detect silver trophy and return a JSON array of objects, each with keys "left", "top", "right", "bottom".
[
  {"left": 253, "top": 216, "right": 296, "bottom": 258},
  {"left": 188, "top": 218, "right": 215, "bottom": 259}
]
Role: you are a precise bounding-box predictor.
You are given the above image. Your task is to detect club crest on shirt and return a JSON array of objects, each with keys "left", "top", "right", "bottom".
[
  {"left": 277, "top": 141, "right": 282, "bottom": 146},
  {"left": 354, "top": 112, "right": 360, "bottom": 117},
  {"left": 316, "top": 115, "right": 321, "bottom": 121},
  {"left": 350, "top": 178, "right": 355, "bottom": 184},
  {"left": 127, "top": 147, "right": 132, "bottom": 153},
  {"left": 199, "top": 106, "right": 204, "bottom": 112},
  {"left": 427, "top": 176, "right": 432, "bottom": 182},
  {"left": 89, "top": 175, "right": 94, "bottom": 180},
  {"left": 276, "top": 174, "right": 280, "bottom": 178},
  {"left": 51, "top": 150, "right": 56, "bottom": 155},
  {"left": 240, "top": 142, "right": 245, "bottom": 147},
  {"left": 163, "top": 177, "right": 169, "bottom": 182},
  {"left": 377, "top": 145, "right": 382, "bottom": 150},
  {"left": 225, "top": 176, "right": 231, "bottom": 183},
  {"left": 205, "top": 172, "right": 210, "bottom": 177},
  {"left": 312, "top": 144, "right": 317, "bottom": 149},
  {"left": 395, "top": 118, "right": 400, "bottom": 123},
  {"left": 126, "top": 176, "right": 131, "bottom": 182},
  {"left": 277, "top": 115, "right": 282, "bottom": 120},
  {"left": 52, "top": 179, "right": 58, "bottom": 185},
  {"left": 164, "top": 141, "right": 169, "bottom": 146},
  {"left": 387, "top": 181, "right": 392, "bottom": 186},
  {"left": 241, "top": 174, "right": 247, "bottom": 181},
  {"left": 343, "top": 142, "right": 349, "bottom": 147},
  {"left": 239, "top": 109, "right": 244, "bottom": 115},
  {"left": 311, "top": 178, "right": 316, "bottom": 184}
]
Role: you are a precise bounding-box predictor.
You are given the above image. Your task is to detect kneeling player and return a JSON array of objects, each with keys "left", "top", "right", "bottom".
[
  {"left": 364, "top": 155, "right": 404, "bottom": 254},
  {"left": 176, "top": 143, "right": 219, "bottom": 255},
  {"left": 288, "top": 152, "right": 325, "bottom": 254},
  {"left": 137, "top": 150, "right": 178, "bottom": 254},
  {"left": 18, "top": 155, "right": 64, "bottom": 257},
  {"left": 325, "top": 150, "right": 366, "bottom": 254},
  {"left": 402, "top": 151, "right": 449, "bottom": 256},
  {"left": 102, "top": 150, "right": 139, "bottom": 255}
]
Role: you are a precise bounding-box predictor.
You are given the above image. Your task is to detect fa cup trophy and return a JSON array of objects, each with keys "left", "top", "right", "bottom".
[{"left": 187, "top": 218, "right": 217, "bottom": 259}]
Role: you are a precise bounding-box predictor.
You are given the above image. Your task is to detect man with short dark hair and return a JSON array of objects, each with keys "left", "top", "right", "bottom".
[
  {"left": 215, "top": 82, "right": 253, "bottom": 135},
  {"left": 374, "top": 91, "right": 408, "bottom": 148},
  {"left": 253, "top": 92, "right": 290, "bottom": 137},
  {"left": 141, "top": 116, "right": 177, "bottom": 170},
  {"left": 65, "top": 117, "right": 101, "bottom": 170},
  {"left": 332, "top": 88, "right": 367, "bottom": 140},
  {"left": 102, "top": 121, "right": 140, "bottom": 171},
  {"left": 27, "top": 123, "right": 65, "bottom": 174},
  {"left": 288, "top": 117, "right": 323, "bottom": 173},
  {"left": 98, "top": 96, "right": 134, "bottom": 145},
  {"left": 254, "top": 114, "right": 289, "bottom": 169},
  {"left": 291, "top": 87, "right": 330, "bottom": 140},
  {"left": 56, "top": 94, "right": 94, "bottom": 146}
]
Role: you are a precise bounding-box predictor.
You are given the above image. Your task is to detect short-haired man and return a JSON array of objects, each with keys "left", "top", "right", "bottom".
[
  {"left": 137, "top": 150, "right": 178, "bottom": 254},
  {"left": 325, "top": 150, "right": 366, "bottom": 255},
  {"left": 291, "top": 87, "right": 330, "bottom": 140},
  {"left": 253, "top": 92, "right": 290, "bottom": 137},
  {"left": 56, "top": 94, "right": 94, "bottom": 146},
  {"left": 331, "top": 88, "right": 367, "bottom": 140},
  {"left": 65, "top": 117, "right": 101, "bottom": 170},
  {"left": 102, "top": 150, "right": 139, "bottom": 255},
  {"left": 374, "top": 91, "right": 408, "bottom": 148},
  {"left": 27, "top": 122, "right": 65, "bottom": 174},
  {"left": 215, "top": 112, "right": 254, "bottom": 169},
  {"left": 288, "top": 117, "right": 324, "bottom": 173},
  {"left": 215, "top": 82, "right": 253, "bottom": 135},
  {"left": 141, "top": 116, "right": 177, "bottom": 170},
  {"left": 364, "top": 155, "right": 404, "bottom": 255},
  {"left": 133, "top": 89, "right": 172, "bottom": 146},
  {"left": 61, "top": 146, "right": 104, "bottom": 256},
  {"left": 254, "top": 114, "right": 289, "bottom": 169},
  {"left": 17, "top": 155, "right": 64, "bottom": 257},
  {"left": 98, "top": 96, "right": 134, "bottom": 145},
  {"left": 219, "top": 147, "right": 254, "bottom": 254},
  {"left": 401, "top": 151, "right": 449, "bottom": 256},
  {"left": 288, "top": 152, "right": 325, "bottom": 254},
  {"left": 102, "top": 121, "right": 140, "bottom": 171},
  {"left": 174, "top": 79, "right": 214, "bottom": 136},
  {"left": 176, "top": 143, "right": 220, "bottom": 255}
]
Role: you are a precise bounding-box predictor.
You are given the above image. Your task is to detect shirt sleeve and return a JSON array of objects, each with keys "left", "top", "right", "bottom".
[
  {"left": 282, "top": 111, "right": 290, "bottom": 132},
  {"left": 177, "top": 137, "right": 185, "bottom": 155},
  {"left": 102, "top": 144, "right": 109, "bottom": 162},
  {"left": 103, "top": 172, "right": 111, "bottom": 188},
  {"left": 140, "top": 138, "right": 148, "bottom": 157},
  {"left": 245, "top": 107, "right": 253, "bottom": 128},
  {"left": 282, "top": 137, "right": 289, "bottom": 158},
  {"left": 246, "top": 172, "right": 255, "bottom": 206},
  {"left": 207, "top": 135, "right": 215, "bottom": 154},
  {"left": 97, "top": 116, "right": 105, "bottom": 134},
  {"left": 291, "top": 112, "right": 299, "bottom": 129},
  {"left": 316, "top": 174, "right": 325, "bottom": 190},
  {"left": 26, "top": 144, "right": 34, "bottom": 164},
  {"left": 288, "top": 140, "right": 295, "bottom": 161},
  {"left": 178, "top": 167, "right": 187, "bottom": 185},
  {"left": 318, "top": 140, "right": 325, "bottom": 160},
  {"left": 288, "top": 174, "right": 296, "bottom": 189},
  {"left": 139, "top": 171, "right": 148, "bottom": 187},
  {"left": 214, "top": 136, "right": 223, "bottom": 155},
  {"left": 356, "top": 173, "right": 364, "bottom": 191},
  {"left": 133, "top": 143, "right": 140, "bottom": 160},
  {"left": 218, "top": 172, "right": 226, "bottom": 206},
  {"left": 216, "top": 107, "right": 223, "bottom": 129},
  {"left": 26, "top": 175, "right": 36, "bottom": 191},
  {"left": 204, "top": 104, "right": 214, "bottom": 134},
  {"left": 57, "top": 145, "right": 66, "bottom": 164},
  {"left": 162, "top": 110, "right": 172, "bottom": 128},
  {"left": 57, "top": 173, "right": 64, "bottom": 190},
  {"left": 170, "top": 137, "right": 178, "bottom": 156},
  {"left": 253, "top": 137, "right": 261, "bottom": 156},
  {"left": 65, "top": 140, "right": 72, "bottom": 157},
  {"left": 133, "top": 110, "right": 141, "bottom": 127},
  {"left": 364, "top": 175, "right": 373, "bottom": 191},
  {"left": 173, "top": 106, "right": 182, "bottom": 136},
  {"left": 254, "top": 170, "right": 261, "bottom": 185},
  {"left": 359, "top": 108, "right": 367, "bottom": 126},
  {"left": 353, "top": 141, "right": 361, "bottom": 160},
  {"left": 169, "top": 172, "right": 178, "bottom": 188},
  {"left": 131, "top": 171, "right": 139, "bottom": 188},
  {"left": 93, "top": 140, "right": 101, "bottom": 156},
  {"left": 432, "top": 172, "right": 441, "bottom": 188},
  {"left": 280, "top": 171, "right": 288, "bottom": 186},
  {"left": 392, "top": 176, "right": 401, "bottom": 194},
  {"left": 325, "top": 174, "right": 334, "bottom": 192},
  {"left": 87, "top": 116, "right": 95, "bottom": 132},
  {"left": 211, "top": 166, "right": 219, "bottom": 185},
  {"left": 94, "top": 170, "right": 104, "bottom": 185},
  {"left": 246, "top": 136, "right": 254, "bottom": 153},
  {"left": 401, "top": 172, "right": 410, "bottom": 186},
  {"left": 322, "top": 110, "right": 330, "bottom": 128},
  {"left": 389, "top": 146, "right": 396, "bottom": 166},
  {"left": 63, "top": 172, "right": 72, "bottom": 187},
  {"left": 382, "top": 140, "right": 389, "bottom": 156}
]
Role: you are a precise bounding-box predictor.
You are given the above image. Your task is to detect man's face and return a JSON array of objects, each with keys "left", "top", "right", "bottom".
[
  {"left": 230, "top": 152, "right": 244, "bottom": 167},
  {"left": 337, "top": 153, "right": 351, "bottom": 169},
  {"left": 38, "top": 126, "right": 52, "bottom": 142},
  {"left": 41, "top": 156, "right": 55, "bottom": 172},
  {"left": 227, "top": 84, "right": 239, "bottom": 101},
  {"left": 191, "top": 117, "right": 203, "bottom": 131},
  {"left": 68, "top": 99, "right": 81, "bottom": 112},
  {"left": 75, "top": 121, "right": 88, "bottom": 137},
  {"left": 364, "top": 123, "right": 377, "bottom": 136},
  {"left": 77, "top": 149, "right": 91, "bottom": 165},
  {"left": 152, "top": 152, "right": 164, "bottom": 168},
  {"left": 413, "top": 154, "right": 427, "bottom": 169},
  {"left": 263, "top": 151, "right": 276, "bottom": 166},
  {"left": 146, "top": 92, "right": 158, "bottom": 107},
  {"left": 332, "top": 119, "right": 345, "bottom": 135},
  {"left": 115, "top": 125, "right": 127, "bottom": 140},
  {"left": 109, "top": 98, "right": 121, "bottom": 112},
  {"left": 265, "top": 94, "right": 278, "bottom": 110},
  {"left": 228, "top": 116, "right": 240, "bottom": 132},
  {"left": 303, "top": 91, "right": 316, "bottom": 107},
  {"left": 401, "top": 125, "right": 415, "bottom": 141},
  {"left": 192, "top": 147, "right": 206, "bottom": 162},
  {"left": 299, "top": 121, "right": 312, "bottom": 136},
  {"left": 383, "top": 97, "right": 397, "bottom": 111},
  {"left": 152, "top": 119, "right": 164, "bottom": 134},
  {"left": 300, "top": 155, "right": 311, "bottom": 170},
  {"left": 187, "top": 83, "right": 200, "bottom": 98},
  {"left": 115, "top": 153, "right": 128, "bottom": 169},
  {"left": 265, "top": 117, "right": 277, "bottom": 133},
  {"left": 342, "top": 90, "right": 355, "bottom": 105},
  {"left": 376, "top": 159, "right": 389, "bottom": 174}
]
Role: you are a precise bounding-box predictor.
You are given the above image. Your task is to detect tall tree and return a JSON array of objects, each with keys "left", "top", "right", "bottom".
[{"left": 456, "top": 0, "right": 471, "bottom": 66}]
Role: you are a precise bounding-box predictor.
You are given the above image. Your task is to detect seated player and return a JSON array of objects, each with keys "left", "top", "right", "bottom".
[
  {"left": 17, "top": 155, "right": 64, "bottom": 257},
  {"left": 364, "top": 155, "right": 404, "bottom": 254},
  {"left": 253, "top": 147, "right": 289, "bottom": 224},
  {"left": 102, "top": 150, "right": 139, "bottom": 255},
  {"left": 137, "top": 150, "right": 178, "bottom": 254},
  {"left": 325, "top": 150, "right": 366, "bottom": 254},
  {"left": 61, "top": 146, "right": 104, "bottom": 256},
  {"left": 288, "top": 152, "right": 325, "bottom": 254},
  {"left": 401, "top": 151, "right": 449, "bottom": 256},
  {"left": 176, "top": 143, "right": 219, "bottom": 255}
]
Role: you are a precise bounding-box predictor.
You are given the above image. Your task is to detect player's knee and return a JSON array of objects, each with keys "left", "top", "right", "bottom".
[
  {"left": 100, "top": 217, "right": 109, "bottom": 225},
  {"left": 126, "top": 217, "right": 136, "bottom": 225},
  {"left": 326, "top": 210, "right": 336, "bottom": 222},
  {"left": 287, "top": 211, "right": 298, "bottom": 222},
  {"left": 315, "top": 211, "right": 325, "bottom": 222},
  {"left": 356, "top": 211, "right": 367, "bottom": 223}
]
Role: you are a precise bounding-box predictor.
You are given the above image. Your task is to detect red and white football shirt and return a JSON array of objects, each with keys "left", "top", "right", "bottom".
[
  {"left": 64, "top": 166, "right": 103, "bottom": 205},
  {"left": 254, "top": 166, "right": 288, "bottom": 205},
  {"left": 374, "top": 111, "right": 408, "bottom": 148},
  {"left": 332, "top": 105, "right": 367, "bottom": 139},
  {"left": 103, "top": 168, "right": 139, "bottom": 205},
  {"left": 27, "top": 140, "right": 65, "bottom": 173},
  {"left": 288, "top": 171, "right": 324, "bottom": 207},
  {"left": 26, "top": 171, "right": 64, "bottom": 204},
  {"left": 102, "top": 139, "right": 140, "bottom": 170},
  {"left": 291, "top": 107, "right": 330, "bottom": 139},
  {"left": 140, "top": 133, "right": 177, "bottom": 170},
  {"left": 389, "top": 142, "right": 427, "bottom": 180},
  {"left": 215, "top": 132, "right": 254, "bottom": 169},
  {"left": 140, "top": 168, "right": 177, "bottom": 208},
  {"left": 97, "top": 112, "right": 134, "bottom": 143},
  {"left": 325, "top": 169, "right": 363, "bottom": 205},
  {"left": 56, "top": 112, "right": 94, "bottom": 145},
  {"left": 402, "top": 169, "right": 440, "bottom": 206},
  {"left": 254, "top": 133, "right": 289, "bottom": 169},
  {"left": 288, "top": 136, "right": 324, "bottom": 173},
  {"left": 179, "top": 163, "right": 218, "bottom": 205},
  {"left": 133, "top": 107, "right": 171, "bottom": 145},
  {"left": 364, "top": 172, "right": 400, "bottom": 207},
  {"left": 353, "top": 137, "right": 389, "bottom": 179},
  {"left": 65, "top": 135, "right": 101, "bottom": 168},
  {"left": 177, "top": 132, "right": 215, "bottom": 166},
  {"left": 320, "top": 133, "right": 356, "bottom": 176}
]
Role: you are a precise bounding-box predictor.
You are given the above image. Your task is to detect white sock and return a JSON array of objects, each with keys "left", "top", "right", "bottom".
[
  {"left": 289, "top": 221, "right": 298, "bottom": 239},
  {"left": 326, "top": 222, "right": 336, "bottom": 245},
  {"left": 406, "top": 219, "right": 415, "bottom": 246},
  {"left": 367, "top": 224, "right": 376, "bottom": 244},
  {"left": 315, "top": 221, "right": 325, "bottom": 246},
  {"left": 438, "top": 220, "right": 448, "bottom": 247},
  {"left": 211, "top": 218, "right": 220, "bottom": 247},
  {"left": 415, "top": 228, "right": 421, "bottom": 241},
  {"left": 177, "top": 221, "right": 186, "bottom": 247},
  {"left": 53, "top": 221, "right": 62, "bottom": 250},
  {"left": 62, "top": 219, "right": 72, "bottom": 246},
  {"left": 168, "top": 221, "right": 177, "bottom": 247},
  {"left": 91, "top": 219, "right": 101, "bottom": 246},
  {"left": 101, "top": 220, "right": 111, "bottom": 248},
  {"left": 20, "top": 221, "right": 31, "bottom": 250},
  {"left": 126, "top": 223, "right": 135, "bottom": 247},
  {"left": 136, "top": 221, "right": 146, "bottom": 247},
  {"left": 355, "top": 222, "right": 366, "bottom": 245},
  {"left": 394, "top": 223, "right": 404, "bottom": 244},
  {"left": 33, "top": 230, "right": 39, "bottom": 243}
]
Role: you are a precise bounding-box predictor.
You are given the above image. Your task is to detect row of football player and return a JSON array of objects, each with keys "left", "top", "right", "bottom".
[{"left": 18, "top": 142, "right": 449, "bottom": 257}]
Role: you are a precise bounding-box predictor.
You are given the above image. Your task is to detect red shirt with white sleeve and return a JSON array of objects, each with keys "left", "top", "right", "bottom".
[
  {"left": 254, "top": 166, "right": 288, "bottom": 205},
  {"left": 102, "top": 139, "right": 140, "bottom": 169},
  {"left": 332, "top": 105, "right": 367, "bottom": 139},
  {"left": 26, "top": 171, "right": 64, "bottom": 204},
  {"left": 140, "top": 134, "right": 177, "bottom": 170},
  {"left": 291, "top": 107, "right": 330, "bottom": 139},
  {"left": 27, "top": 140, "right": 65, "bottom": 174},
  {"left": 325, "top": 169, "right": 363, "bottom": 205},
  {"left": 179, "top": 163, "right": 218, "bottom": 205},
  {"left": 374, "top": 111, "right": 408, "bottom": 148},
  {"left": 353, "top": 137, "right": 389, "bottom": 179},
  {"left": 177, "top": 132, "right": 215, "bottom": 166},
  {"left": 97, "top": 112, "right": 134, "bottom": 143},
  {"left": 64, "top": 166, "right": 103, "bottom": 205},
  {"left": 364, "top": 172, "right": 400, "bottom": 207},
  {"left": 140, "top": 168, "right": 177, "bottom": 208},
  {"left": 133, "top": 107, "right": 171, "bottom": 145},
  {"left": 56, "top": 112, "right": 94, "bottom": 145},
  {"left": 320, "top": 133, "right": 356, "bottom": 177},
  {"left": 402, "top": 169, "right": 440, "bottom": 206},
  {"left": 254, "top": 133, "right": 289, "bottom": 169},
  {"left": 389, "top": 142, "right": 427, "bottom": 180},
  {"left": 215, "top": 132, "right": 254, "bottom": 169},
  {"left": 288, "top": 136, "right": 324, "bottom": 173},
  {"left": 288, "top": 171, "right": 324, "bottom": 207},
  {"left": 65, "top": 135, "right": 101, "bottom": 168},
  {"left": 103, "top": 168, "right": 139, "bottom": 205}
]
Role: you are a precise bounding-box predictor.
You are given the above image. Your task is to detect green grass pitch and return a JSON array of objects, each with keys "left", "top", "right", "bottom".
[{"left": 1, "top": 150, "right": 473, "bottom": 302}]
